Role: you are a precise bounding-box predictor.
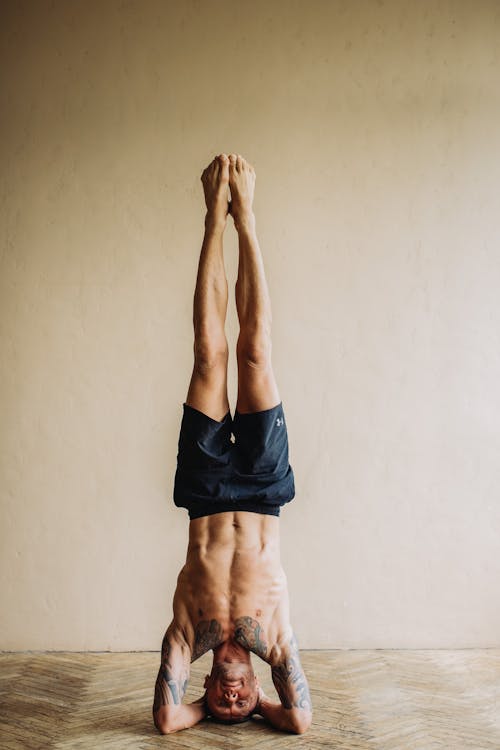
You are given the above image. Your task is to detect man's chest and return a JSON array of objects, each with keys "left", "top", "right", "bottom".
[{"left": 173, "top": 554, "right": 290, "bottom": 660}]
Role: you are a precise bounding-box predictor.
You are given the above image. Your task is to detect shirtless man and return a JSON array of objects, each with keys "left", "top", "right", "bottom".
[{"left": 152, "top": 153, "right": 312, "bottom": 735}]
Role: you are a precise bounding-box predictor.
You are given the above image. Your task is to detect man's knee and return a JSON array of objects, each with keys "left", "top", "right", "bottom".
[
  {"left": 193, "top": 336, "right": 229, "bottom": 375},
  {"left": 237, "top": 329, "right": 272, "bottom": 369}
]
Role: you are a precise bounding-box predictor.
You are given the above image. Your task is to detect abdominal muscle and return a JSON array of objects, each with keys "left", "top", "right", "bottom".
[{"left": 172, "top": 511, "right": 291, "bottom": 653}]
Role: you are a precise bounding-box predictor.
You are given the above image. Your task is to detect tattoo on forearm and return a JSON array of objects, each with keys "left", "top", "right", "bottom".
[
  {"left": 153, "top": 631, "right": 189, "bottom": 712},
  {"left": 191, "top": 619, "right": 224, "bottom": 661},
  {"left": 234, "top": 616, "right": 268, "bottom": 659},
  {"left": 271, "top": 633, "right": 311, "bottom": 711}
]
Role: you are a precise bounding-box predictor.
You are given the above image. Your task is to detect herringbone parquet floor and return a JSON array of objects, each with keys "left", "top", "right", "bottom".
[{"left": 1, "top": 650, "right": 499, "bottom": 749}]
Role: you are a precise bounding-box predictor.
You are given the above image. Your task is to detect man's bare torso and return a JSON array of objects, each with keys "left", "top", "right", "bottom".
[{"left": 173, "top": 511, "right": 291, "bottom": 660}]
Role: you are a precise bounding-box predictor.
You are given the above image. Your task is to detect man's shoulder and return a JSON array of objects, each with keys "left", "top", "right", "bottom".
[
  {"left": 265, "top": 625, "right": 295, "bottom": 665},
  {"left": 231, "top": 617, "right": 294, "bottom": 663},
  {"left": 163, "top": 620, "right": 192, "bottom": 655},
  {"left": 232, "top": 615, "right": 270, "bottom": 659}
]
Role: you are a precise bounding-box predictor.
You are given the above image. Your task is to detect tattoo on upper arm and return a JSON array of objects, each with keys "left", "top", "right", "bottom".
[
  {"left": 271, "top": 633, "right": 311, "bottom": 711},
  {"left": 153, "top": 631, "right": 189, "bottom": 712},
  {"left": 234, "top": 616, "right": 268, "bottom": 659},
  {"left": 191, "top": 619, "right": 224, "bottom": 661}
]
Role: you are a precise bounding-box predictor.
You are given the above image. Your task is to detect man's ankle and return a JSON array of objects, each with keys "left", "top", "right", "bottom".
[{"left": 234, "top": 211, "right": 256, "bottom": 235}]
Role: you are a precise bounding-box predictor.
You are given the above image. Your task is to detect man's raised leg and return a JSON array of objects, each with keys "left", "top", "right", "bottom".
[
  {"left": 185, "top": 154, "right": 231, "bottom": 422},
  {"left": 229, "top": 154, "right": 281, "bottom": 414}
]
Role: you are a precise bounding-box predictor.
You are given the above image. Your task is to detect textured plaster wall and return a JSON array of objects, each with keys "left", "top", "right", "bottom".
[{"left": 1, "top": 0, "right": 500, "bottom": 651}]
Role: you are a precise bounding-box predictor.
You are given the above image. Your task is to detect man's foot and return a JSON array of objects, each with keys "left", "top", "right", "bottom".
[
  {"left": 228, "top": 154, "right": 256, "bottom": 231},
  {"left": 201, "top": 154, "right": 230, "bottom": 228}
]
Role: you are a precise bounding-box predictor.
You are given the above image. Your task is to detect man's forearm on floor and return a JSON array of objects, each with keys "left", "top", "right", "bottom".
[
  {"left": 153, "top": 698, "right": 206, "bottom": 734},
  {"left": 257, "top": 695, "right": 312, "bottom": 734}
]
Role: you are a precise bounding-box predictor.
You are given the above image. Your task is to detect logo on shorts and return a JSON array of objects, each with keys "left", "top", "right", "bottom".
[{"left": 276, "top": 417, "right": 284, "bottom": 427}]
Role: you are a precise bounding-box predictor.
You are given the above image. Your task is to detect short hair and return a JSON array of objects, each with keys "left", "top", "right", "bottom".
[
  {"left": 209, "top": 714, "right": 252, "bottom": 725},
  {"left": 204, "top": 690, "right": 259, "bottom": 724}
]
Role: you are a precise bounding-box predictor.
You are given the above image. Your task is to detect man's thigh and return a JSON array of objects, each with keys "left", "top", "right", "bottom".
[
  {"left": 235, "top": 360, "right": 281, "bottom": 414},
  {"left": 186, "top": 352, "right": 230, "bottom": 422}
]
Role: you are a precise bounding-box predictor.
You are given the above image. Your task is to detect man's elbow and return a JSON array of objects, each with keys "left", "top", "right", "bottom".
[
  {"left": 153, "top": 710, "right": 178, "bottom": 735},
  {"left": 289, "top": 710, "right": 312, "bottom": 735},
  {"left": 156, "top": 721, "right": 177, "bottom": 735}
]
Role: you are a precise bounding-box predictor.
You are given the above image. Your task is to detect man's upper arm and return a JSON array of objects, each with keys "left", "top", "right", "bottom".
[
  {"left": 152, "top": 624, "right": 210, "bottom": 735},
  {"left": 153, "top": 624, "right": 191, "bottom": 714},
  {"left": 270, "top": 632, "right": 312, "bottom": 718}
]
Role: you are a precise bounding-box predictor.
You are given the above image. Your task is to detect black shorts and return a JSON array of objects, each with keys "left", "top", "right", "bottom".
[{"left": 173, "top": 401, "right": 295, "bottom": 520}]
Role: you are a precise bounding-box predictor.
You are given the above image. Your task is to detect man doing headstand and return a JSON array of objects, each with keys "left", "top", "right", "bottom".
[{"left": 152, "top": 153, "right": 312, "bottom": 735}]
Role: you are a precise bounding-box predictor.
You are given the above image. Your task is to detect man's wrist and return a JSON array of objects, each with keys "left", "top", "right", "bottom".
[
  {"left": 253, "top": 688, "right": 266, "bottom": 715},
  {"left": 189, "top": 693, "right": 208, "bottom": 714}
]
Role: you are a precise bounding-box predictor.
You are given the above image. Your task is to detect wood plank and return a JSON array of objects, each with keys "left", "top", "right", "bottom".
[{"left": 0, "top": 650, "right": 499, "bottom": 749}]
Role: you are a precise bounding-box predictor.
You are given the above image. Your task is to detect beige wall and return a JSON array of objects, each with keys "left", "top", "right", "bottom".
[{"left": 1, "top": 0, "right": 500, "bottom": 651}]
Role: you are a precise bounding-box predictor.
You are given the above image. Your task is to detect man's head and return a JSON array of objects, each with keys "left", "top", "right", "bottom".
[{"left": 204, "top": 660, "right": 259, "bottom": 723}]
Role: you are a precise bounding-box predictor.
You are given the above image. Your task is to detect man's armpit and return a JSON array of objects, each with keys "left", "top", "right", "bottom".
[{"left": 270, "top": 633, "right": 312, "bottom": 711}]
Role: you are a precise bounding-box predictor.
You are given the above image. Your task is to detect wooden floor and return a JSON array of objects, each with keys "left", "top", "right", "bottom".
[{"left": 1, "top": 650, "right": 499, "bottom": 749}]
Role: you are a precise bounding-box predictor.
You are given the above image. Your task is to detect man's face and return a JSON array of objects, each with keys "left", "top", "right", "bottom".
[{"left": 204, "top": 661, "right": 259, "bottom": 723}]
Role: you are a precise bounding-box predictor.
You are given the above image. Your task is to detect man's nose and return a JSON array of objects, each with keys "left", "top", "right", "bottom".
[{"left": 223, "top": 688, "right": 238, "bottom": 703}]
